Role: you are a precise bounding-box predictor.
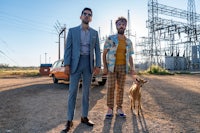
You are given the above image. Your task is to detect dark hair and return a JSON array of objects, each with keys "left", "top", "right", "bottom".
[
  {"left": 115, "top": 17, "right": 127, "bottom": 25},
  {"left": 81, "top": 7, "right": 92, "bottom": 16}
]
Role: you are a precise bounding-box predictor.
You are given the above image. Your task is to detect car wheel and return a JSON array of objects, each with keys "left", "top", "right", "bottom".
[
  {"left": 53, "top": 75, "right": 58, "bottom": 83},
  {"left": 98, "top": 79, "right": 107, "bottom": 86}
]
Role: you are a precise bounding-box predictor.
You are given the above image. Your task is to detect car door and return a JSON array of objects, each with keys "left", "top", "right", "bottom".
[{"left": 56, "top": 60, "right": 69, "bottom": 79}]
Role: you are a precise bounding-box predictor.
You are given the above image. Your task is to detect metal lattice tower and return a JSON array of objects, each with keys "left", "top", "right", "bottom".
[
  {"left": 187, "top": 0, "right": 196, "bottom": 29},
  {"left": 148, "top": 0, "right": 159, "bottom": 66},
  {"left": 187, "top": 0, "right": 197, "bottom": 43}
]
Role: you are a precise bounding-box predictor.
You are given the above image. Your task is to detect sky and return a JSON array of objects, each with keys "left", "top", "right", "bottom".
[{"left": 0, "top": 0, "right": 200, "bottom": 67}]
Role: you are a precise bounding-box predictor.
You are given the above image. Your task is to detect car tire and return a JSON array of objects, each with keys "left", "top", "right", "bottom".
[
  {"left": 53, "top": 75, "right": 58, "bottom": 83},
  {"left": 98, "top": 79, "right": 107, "bottom": 86}
]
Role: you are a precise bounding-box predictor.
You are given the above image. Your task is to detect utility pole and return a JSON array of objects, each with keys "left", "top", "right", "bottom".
[
  {"left": 40, "top": 54, "right": 41, "bottom": 65},
  {"left": 59, "top": 26, "right": 66, "bottom": 59},
  {"left": 44, "top": 53, "right": 47, "bottom": 64},
  {"left": 127, "top": 10, "right": 131, "bottom": 39},
  {"left": 54, "top": 21, "right": 66, "bottom": 60},
  {"left": 64, "top": 24, "right": 66, "bottom": 50},
  {"left": 110, "top": 20, "right": 114, "bottom": 35}
]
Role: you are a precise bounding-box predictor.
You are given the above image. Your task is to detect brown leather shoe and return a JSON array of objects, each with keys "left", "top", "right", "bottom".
[
  {"left": 81, "top": 117, "right": 94, "bottom": 126},
  {"left": 61, "top": 121, "right": 73, "bottom": 133}
]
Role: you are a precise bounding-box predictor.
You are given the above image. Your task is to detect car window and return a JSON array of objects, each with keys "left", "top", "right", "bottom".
[{"left": 56, "top": 60, "right": 62, "bottom": 67}]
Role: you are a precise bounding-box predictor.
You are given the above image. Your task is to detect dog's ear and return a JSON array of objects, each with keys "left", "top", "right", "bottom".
[{"left": 144, "top": 80, "right": 148, "bottom": 83}]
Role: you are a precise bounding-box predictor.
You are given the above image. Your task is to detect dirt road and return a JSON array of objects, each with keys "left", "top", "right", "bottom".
[{"left": 0, "top": 74, "right": 200, "bottom": 133}]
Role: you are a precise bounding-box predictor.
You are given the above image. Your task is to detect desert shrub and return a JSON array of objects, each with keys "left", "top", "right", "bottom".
[{"left": 139, "top": 65, "right": 173, "bottom": 75}]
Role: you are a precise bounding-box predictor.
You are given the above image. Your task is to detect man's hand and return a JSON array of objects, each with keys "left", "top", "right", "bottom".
[
  {"left": 130, "top": 69, "right": 137, "bottom": 82},
  {"left": 130, "top": 69, "right": 136, "bottom": 75},
  {"left": 93, "top": 67, "right": 100, "bottom": 75},
  {"left": 64, "top": 65, "right": 70, "bottom": 75},
  {"left": 103, "top": 67, "right": 108, "bottom": 75}
]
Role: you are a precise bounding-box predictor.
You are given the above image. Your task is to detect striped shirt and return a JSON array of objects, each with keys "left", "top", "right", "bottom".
[{"left": 80, "top": 25, "right": 90, "bottom": 55}]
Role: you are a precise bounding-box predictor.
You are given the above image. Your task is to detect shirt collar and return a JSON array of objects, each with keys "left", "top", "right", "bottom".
[{"left": 80, "top": 25, "right": 90, "bottom": 31}]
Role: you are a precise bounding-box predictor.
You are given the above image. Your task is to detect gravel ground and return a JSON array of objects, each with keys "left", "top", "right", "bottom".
[{"left": 0, "top": 74, "right": 200, "bottom": 133}]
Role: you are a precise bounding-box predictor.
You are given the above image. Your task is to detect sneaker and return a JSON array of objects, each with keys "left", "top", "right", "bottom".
[
  {"left": 105, "top": 108, "right": 113, "bottom": 119},
  {"left": 116, "top": 109, "right": 126, "bottom": 118}
]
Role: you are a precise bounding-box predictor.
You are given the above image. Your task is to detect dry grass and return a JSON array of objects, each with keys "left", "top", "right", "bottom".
[{"left": 0, "top": 67, "right": 40, "bottom": 77}]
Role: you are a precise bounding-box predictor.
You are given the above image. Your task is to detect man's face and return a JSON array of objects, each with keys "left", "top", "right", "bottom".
[
  {"left": 116, "top": 21, "right": 126, "bottom": 35},
  {"left": 80, "top": 10, "right": 92, "bottom": 24}
]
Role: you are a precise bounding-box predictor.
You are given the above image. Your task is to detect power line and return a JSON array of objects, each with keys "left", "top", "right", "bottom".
[
  {"left": 0, "top": 50, "right": 18, "bottom": 65},
  {"left": 0, "top": 11, "right": 55, "bottom": 34},
  {"left": 0, "top": 38, "right": 15, "bottom": 53}
]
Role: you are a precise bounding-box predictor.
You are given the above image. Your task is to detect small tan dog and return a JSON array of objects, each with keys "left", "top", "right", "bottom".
[{"left": 129, "top": 78, "right": 147, "bottom": 115}]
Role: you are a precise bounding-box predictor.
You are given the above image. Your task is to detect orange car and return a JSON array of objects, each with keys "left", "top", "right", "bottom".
[{"left": 49, "top": 59, "right": 107, "bottom": 86}]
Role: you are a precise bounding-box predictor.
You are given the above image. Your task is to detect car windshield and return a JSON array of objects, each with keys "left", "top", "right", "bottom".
[
  {"left": 52, "top": 60, "right": 63, "bottom": 68},
  {"left": 52, "top": 61, "right": 59, "bottom": 68},
  {"left": 56, "top": 60, "right": 62, "bottom": 67}
]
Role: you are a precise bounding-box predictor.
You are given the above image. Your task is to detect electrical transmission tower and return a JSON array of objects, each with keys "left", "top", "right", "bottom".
[{"left": 145, "top": 0, "right": 200, "bottom": 70}]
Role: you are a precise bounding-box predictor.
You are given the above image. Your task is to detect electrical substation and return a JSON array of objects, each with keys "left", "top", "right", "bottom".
[{"left": 135, "top": 0, "right": 200, "bottom": 71}]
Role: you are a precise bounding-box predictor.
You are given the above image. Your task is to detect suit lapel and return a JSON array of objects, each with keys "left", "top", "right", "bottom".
[{"left": 76, "top": 26, "right": 81, "bottom": 54}]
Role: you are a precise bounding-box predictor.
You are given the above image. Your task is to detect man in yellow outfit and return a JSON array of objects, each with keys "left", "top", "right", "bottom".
[{"left": 103, "top": 16, "right": 136, "bottom": 118}]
